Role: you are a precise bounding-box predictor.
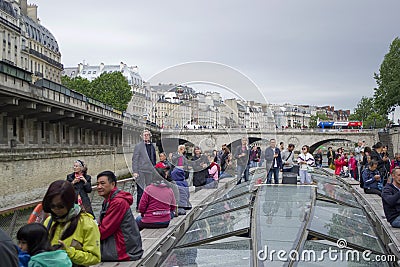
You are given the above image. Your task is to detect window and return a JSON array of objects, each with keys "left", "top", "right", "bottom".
[
  {"left": 93, "top": 71, "right": 96, "bottom": 74},
  {"left": 88, "top": 71, "right": 91, "bottom": 74},
  {"left": 82, "top": 71, "right": 86, "bottom": 74}
]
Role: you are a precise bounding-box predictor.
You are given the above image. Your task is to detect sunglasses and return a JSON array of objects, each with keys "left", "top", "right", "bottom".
[
  {"left": 50, "top": 203, "right": 66, "bottom": 209},
  {"left": 302, "top": 148, "right": 307, "bottom": 150}
]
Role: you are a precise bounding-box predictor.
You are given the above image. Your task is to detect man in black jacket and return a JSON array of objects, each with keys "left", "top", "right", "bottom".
[
  {"left": 370, "top": 142, "right": 387, "bottom": 182},
  {"left": 235, "top": 137, "right": 250, "bottom": 185},
  {"left": 382, "top": 168, "right": 400, "bottom": 227}
]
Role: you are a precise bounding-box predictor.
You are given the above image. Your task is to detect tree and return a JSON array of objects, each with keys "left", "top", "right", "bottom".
[
  {"left": 89, "top": 72, "right": 131, "bottom": 111},
  {"left": 374, "top": 37, "right": 400, "bottom": 115},
  {"left": 309, "top": 113, "right": 329, "bottom": 128},
  {"left": 61, "top": 76, "right": 91, "bottom": 95},
  {"left": 350, "top": 96, "right": 388, "bottom": 128}
]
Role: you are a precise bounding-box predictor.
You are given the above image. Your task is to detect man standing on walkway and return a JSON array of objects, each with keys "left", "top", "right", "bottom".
[
  {"left": 327, "top": 147, "right": 335, "bottom": 169},
  {"left": 265, "top": 139, "right": 282, "bottom": 184},
  {"left": 97, "top": 171, "right": 143, "bottom": 261},
  {"left": 281, "top": 144, "right": 295, "bottom": 173},
  {"left": 382, "top": 168, "right": 400, "bottom": 227},
  {"left": 132, "top": 129, "right": 157, "bottom": 209},
  {"left": 235, "top": 137, "right": 250, "bottom": 184}
]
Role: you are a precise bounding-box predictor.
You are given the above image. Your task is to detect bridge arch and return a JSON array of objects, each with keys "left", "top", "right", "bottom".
[{"left": 160, "top": 129, "right": 378, "bottom": 156}]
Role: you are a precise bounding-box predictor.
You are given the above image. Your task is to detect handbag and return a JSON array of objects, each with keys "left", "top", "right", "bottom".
[{"left": 329, "top": 163, "right": 335, "bottom": 170}]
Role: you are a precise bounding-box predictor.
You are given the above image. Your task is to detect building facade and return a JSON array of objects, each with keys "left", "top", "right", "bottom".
[{"left": 0, "top": 0, "right": 63, "bottom": 83}]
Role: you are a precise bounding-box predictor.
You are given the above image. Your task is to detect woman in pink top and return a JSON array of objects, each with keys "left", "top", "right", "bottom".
[
  {"left": 348, "top": 152, "right": 358, "bottom": 180},
  {"left": 136, "top": 168, "right": 176, "bottom": 231}
]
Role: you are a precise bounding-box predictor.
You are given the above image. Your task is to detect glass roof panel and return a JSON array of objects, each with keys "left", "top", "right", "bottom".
[
  {"left": 177, "top": 207, "right": 251, "bottom": 247},
  {"left": 316, "top": 182, "right": 360, "bottom": 207},
  {"left": 220, "top": 182, "right": 253, "bottom": 199},
  {"left": 312, "top": 173, "right": 341, "bottom": 185},
  {"left": 255, "top": 185, "right": 313, "bottom": 266},
  {"left": 309, "top": 200, "right": 384, "bottom": 253},
  {"left": 297, "top": 240, "right": 389, "bottom": 267},
  {"left": 161, "top": 238, "right": 252, "bottom": 267},
  {"left": 198, "top": 193, "right": 252, "bottom": 219}
]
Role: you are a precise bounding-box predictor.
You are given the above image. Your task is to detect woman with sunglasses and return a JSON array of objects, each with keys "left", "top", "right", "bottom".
[
  {"left": 297, "top": 145, "right": 315, "bottom": 185},
  {"left": 42, "top": 180, "right": 101, "bottom": 267},
  {"left": 66, "top": 160, "right": 94, "bottom": 217}
]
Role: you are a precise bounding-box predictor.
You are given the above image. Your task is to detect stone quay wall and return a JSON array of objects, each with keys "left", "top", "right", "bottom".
[
  {"left": 389, "top": 130, "right": 400, "bottom": 156},
  {"left": 0, "top": 147, "right": 132, "bottom": 209}
]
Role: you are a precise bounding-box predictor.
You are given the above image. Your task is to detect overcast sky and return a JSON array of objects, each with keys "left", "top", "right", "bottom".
[{"left": 33, "top": 0, "right": 400, "bottom": 110}]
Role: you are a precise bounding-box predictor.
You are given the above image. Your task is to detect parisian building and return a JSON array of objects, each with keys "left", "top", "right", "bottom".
[{"left": 0, "top": 0, "right": 63, "bottom": 83}]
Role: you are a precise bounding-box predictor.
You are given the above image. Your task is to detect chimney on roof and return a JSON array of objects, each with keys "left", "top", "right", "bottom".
[
  {"left": 99, "top": 62, "right": 105, "bottom": 73},
  {"left": 20, "top": 0, "right": 28, "bottom": 16},
  {"left": 27, "top": 4, "right": 38, "bottom": 23},
  {"left": 130, "top": 65, "right": 138, "bottom": 73},
  {"left": 120, "top": 62, "right": 126, "bottom": 72},
  {"left": 78, "top": 63, "right": 83, "bottom": 74}
]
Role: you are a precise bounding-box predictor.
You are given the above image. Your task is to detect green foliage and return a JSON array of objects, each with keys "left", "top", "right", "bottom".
[
  {"left": 350, "top": 97, "right": 388, "bottom": 128},
  {"left": 374, "top": 37, "right": 400, "bottom": 115},
  {"left": 61, "top": 76, "right": 91, "bottom": 95},
  {"left": 61, "top": 73, "right": 131, "bottom": 111},
  {"left": 310, "top": 113, "right": 329, "bottom": 128},
  {"left": 90, "top": 72, "right": 132, "bottom": 111},
  {"left": 350, "top": 97, "right": 375, "bottom": 122}
]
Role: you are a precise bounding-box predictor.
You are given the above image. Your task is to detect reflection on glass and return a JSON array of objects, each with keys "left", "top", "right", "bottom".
[
  {"left": 199, "top": 193, "right": 252, "bottom": 219},
  {"left": 222, "top": 182, "right": 253, "bottom": 199},
  {"left": 256, "top": 186, "right": 313, "bottom": 267},
  {"left": 177, "top": 207, "right": 250, "bottom": 248},
  {"left": 316, "top": 182, "right": 359, "bottom": 207},
  {"left": 312, "top": 174, "right": 341, "bottom": 185},
  {"left": 161, "top": 239, "right": 252, "bottom": 267},
  {"left": 309, "top": 201, "right": 384, "bottom": 253},
  {"left": 298, "top": 240, "right": 389, "bottom": 267}
]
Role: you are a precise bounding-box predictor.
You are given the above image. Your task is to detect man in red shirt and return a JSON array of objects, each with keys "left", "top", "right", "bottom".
[{"left": 97, "top": 171, "right": 143, "bottom": 261}]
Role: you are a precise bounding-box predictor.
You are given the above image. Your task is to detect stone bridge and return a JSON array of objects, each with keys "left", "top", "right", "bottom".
[{"left": 159, "top": 128, "right": 379, "bottom": 154}]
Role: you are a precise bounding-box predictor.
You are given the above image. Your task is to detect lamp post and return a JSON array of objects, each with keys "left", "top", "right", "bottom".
[
  {"left": 302, "top": 110, "right": 306, "bottom": 129},
  {"left": 154, "top": 107, "right": 158, "bottom": 126},
  {"left": 215, "top": 107, "right": 218, "bottom": 129}
]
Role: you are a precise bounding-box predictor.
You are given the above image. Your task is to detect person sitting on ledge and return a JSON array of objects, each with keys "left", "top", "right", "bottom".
[
  {"left": 136, "top": 168, "right": 176, "bottom": 231},
  {"left": 382, "top": 167, "right": 400, "bottom": 227},
  {"left": 362, "top": 160, "right": 383, "bottom": 197},
  {"left": 97, "top": 171, "right": 143, "bottom": 261}
]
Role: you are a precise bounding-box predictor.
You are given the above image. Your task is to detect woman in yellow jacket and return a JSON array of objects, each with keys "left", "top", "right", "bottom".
[{"left": 42, "top": 180, "right": 101, "bottom": 267}]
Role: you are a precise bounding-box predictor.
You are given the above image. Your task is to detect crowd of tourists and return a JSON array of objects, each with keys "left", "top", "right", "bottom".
[
  {"left": 1, "top": 129, "right": 231, "bottom": 267},
  {"left": 3, "top": 131, "right": 400, "bottom": 266}
]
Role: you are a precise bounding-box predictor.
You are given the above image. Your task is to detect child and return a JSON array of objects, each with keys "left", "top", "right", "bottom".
[
  {"left": 348, "top": 152, "right": 358, "bottom": 180},
  {"left": 17, "top": 223, "right": 72, "bottom": 267}
]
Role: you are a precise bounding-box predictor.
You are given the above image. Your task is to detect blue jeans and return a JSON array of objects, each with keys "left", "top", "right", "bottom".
[
  {"left": 391, "top": 215, "right": 400, "bottom": 228},
  {"left": 267, "top": 168, "right": 280, "bottom": 184},
  {"left": 237, "top": 164, "right": 249, "bottom": 184}
]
